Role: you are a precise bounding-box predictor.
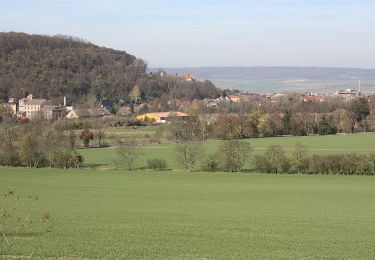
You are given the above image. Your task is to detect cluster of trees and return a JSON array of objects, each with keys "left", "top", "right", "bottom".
[
  {"left": 254, "top": 143, "right": 375, "bottom": 175},
  {"left": 0, "top": 32, "right": 220, "bottom": 106},
  {"left": 114, "top": 138, "right": 252, "bottom": 173},
  {"left": 168, "top": 119, "right": 253, "bottom": 172},
  {"left": 0, "top": 125, "right": 76, "bottom": 168},
  {"left": 211, "top": 111, "right": 337, "bottom": 138},
  {"left": 308, "top": 154, "right": 375, "bottom": 175},
  {"left": 52, "top": 117, "right": 145, "bottom": 131},
  {"left": 193, "top": 97, "right": 371, "bottom": 139}
]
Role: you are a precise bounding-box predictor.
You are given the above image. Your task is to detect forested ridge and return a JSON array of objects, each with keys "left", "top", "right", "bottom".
[{"left": 0, "top": 32, "right": 220, "bottom": 105}]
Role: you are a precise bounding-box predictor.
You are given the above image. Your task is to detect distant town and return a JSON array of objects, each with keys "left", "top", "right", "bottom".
[{"left": 0, "top": 75, "right": 372, "bottom": 124}]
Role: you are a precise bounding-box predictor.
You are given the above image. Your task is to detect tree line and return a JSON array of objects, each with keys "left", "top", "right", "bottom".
[
  {"left": 167, "top": 97, "right": 372, "bottom": 140},
  {"left": 115, "top": 138, "right": 375, "bottom": 175},
  {"left": 1, "top": 121, "right": 374, "bottom": 175}
]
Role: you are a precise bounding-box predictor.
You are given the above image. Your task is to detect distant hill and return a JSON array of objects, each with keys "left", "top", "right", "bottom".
[
  {"left": 0, "top": 32, "right": 219, "bottom": 105},
  {"left": 153, "top": 67, "right": 375, "bottom": 93}
]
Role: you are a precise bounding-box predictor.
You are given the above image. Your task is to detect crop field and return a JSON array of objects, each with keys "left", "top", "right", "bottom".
[
  {"left": 1, "top": 168, "right": 375, "bottom": 259},
  {"left": 80, "top": 133, "right": 375, "bottom": 170},
  {"left": 1, "top": 133, "right": 375, "bottom": 259}
]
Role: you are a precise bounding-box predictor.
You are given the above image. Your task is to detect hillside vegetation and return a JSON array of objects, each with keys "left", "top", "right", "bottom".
[{"left": 0, "top": 32, "right": 219, "bottom": 105}]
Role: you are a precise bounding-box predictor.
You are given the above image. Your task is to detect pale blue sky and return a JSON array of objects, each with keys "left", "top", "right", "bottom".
[{"left": 1, "top": 0, "right": 374, "bottom": 68}]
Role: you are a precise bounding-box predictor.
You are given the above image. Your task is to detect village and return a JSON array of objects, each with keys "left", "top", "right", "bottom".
[{"left": 0, "top": 75, "right": 372, "bottom": 125}]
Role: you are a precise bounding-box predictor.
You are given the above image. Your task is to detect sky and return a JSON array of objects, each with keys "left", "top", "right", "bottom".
[{"left": 1, "top": 0, "right": 375, "bottom": 68}]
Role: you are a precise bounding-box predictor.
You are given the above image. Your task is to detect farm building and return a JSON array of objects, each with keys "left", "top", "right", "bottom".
[
  {"left": 18, "top": 94, "right": 48, "bottom": 119},
  {"left": 66, "top": 108, "right": 111, "bottom": 119},
  {"left": 136, "top": 112, "right": 188, "bottom": 124}
]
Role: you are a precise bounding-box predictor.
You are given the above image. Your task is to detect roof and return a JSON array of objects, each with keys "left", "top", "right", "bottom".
[
  {"left": 41, "top": 105, "right": 59, "bottom": 110},
  {"left": 304, "top": 96, "right": 325, "bottom": 102},
  {"left": 71, "top": 108, "right": 111, "bottom": 118},
  {"left": 118, "top": 106, "right": 132, "bottom": 115},
  {"left": 228, "top": 95, "right": 241, "bottom": 102},
  {"left": 22, "top": 98, "right": 47, "bottom": 105},
  {"left": 145, "top": 112, "right": 188, "bottom": 118},
  {"left": 180, "top": 73, "right": 195, "bottom": 79}
]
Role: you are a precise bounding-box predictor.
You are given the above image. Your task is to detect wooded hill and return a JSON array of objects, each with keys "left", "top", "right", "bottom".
[{"left": 0, "top": 32, "right": 220, "bottom": 105}]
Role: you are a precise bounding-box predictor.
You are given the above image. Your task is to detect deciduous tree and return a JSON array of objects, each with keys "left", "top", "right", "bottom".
[
  {"left": 176, "top": 141, "right": 203, "bottom": 172},
  {"left": 116, "top": 140, "right": 140, "bottom": 171},
  {"left": 79, "top": 129, "right": 94, "bottom": 148},
  {"left": 218, "top": 139, "right": 253, "bottom": 172}
]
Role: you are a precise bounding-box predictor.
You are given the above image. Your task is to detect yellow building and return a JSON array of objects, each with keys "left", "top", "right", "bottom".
[{"left": 137, "top": 112, "right": 188, "bottom": 124}]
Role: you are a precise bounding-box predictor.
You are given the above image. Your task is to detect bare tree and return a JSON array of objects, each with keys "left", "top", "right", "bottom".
[
  {"left": 176, "top": 141, "right": 203, "bottom": 172},
  {"left": 96, "top": 130, "right": 105, "bottom": 147},
  {"left": 291, "top": 142, "right": 309, "bottom": 173},
  {"left": 116, "top": 140, "right": 140, "bottom": 171}
]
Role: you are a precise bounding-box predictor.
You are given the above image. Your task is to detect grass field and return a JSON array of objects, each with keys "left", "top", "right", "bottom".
[
  {"left": 1, "top": 168, "right": 375, "bottom": 259},
  {"left": 80, "top": 133, "right": 375, "bottom": 170},
  {"left": 1, "top": 133, "right": 375, "bottom": 259}
]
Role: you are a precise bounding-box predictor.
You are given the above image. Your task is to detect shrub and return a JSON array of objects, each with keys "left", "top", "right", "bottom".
[
  {"left": 308, "top": 154, "right": 375, "bottom": 175},
  {"left": 202, "top": 154, "right": 220, "bottom": 172},
  {"left": 254, "top": 155, "right": 272, "bottom": 173},
  {"left": 147, "top": 158, "right": 167, "bottom": 171},
  {"left": 264, "top": 145, "right": 289, "bottom": 173},
  {"left": 280, "top": 157, "right": 291, "bottom": 173}
]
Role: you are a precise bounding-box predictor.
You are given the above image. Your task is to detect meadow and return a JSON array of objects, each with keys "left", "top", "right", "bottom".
[
  {"left": 1, "top": 168, "right": 375, "bottom": 259},
  {"left": 1, "top": 133, "right": 375, "bottom": 259},
  {"left": 80, "top": 132, "right": 375, "bottom": 170}
]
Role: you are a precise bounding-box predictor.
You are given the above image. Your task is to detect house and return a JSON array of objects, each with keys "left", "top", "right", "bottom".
[
  {"left": 118, "top": 106, "right": 132, "bottom": 116},
  {"left": 303, "top": 95, "right": 325, "bottom": 102},
  {"left": 215, "top": 96, "right": 231, "bottom": 102},
  {"left": 204, "top": 98, "right": 218, "bottom": 108},
  {"left": 335, "top": 89, "right": 358, "bottom": 101},
  {"left": 66, "top": 108, "right": 112, "bottom": 119},
  {"left": 118, "top": 103, "right": 147, "bottom": 116},
  {"left": 180, "top": 73, "right": 196, "bottom": 81},
  {"left": 41, "top": 105, "right": 66, "bottom": 120},
  {"left": 136, "top": 112, "right": 188, "bottom": 124},
  {"left": 228, "top": 95, "right": 241, "bottom": 103},
  {"left": 18, "top": 94, "right": 48, "bottom": 119}
]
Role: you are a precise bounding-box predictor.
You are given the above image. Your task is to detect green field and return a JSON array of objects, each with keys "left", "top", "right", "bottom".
[
  {"left": 1, "top": 169, "right": 375, "bottom": 259},
  {"left": 1, "top": 133, "right": 375, "bottom": 259},
  {"left": 80, "top": 133, "right": 375, "bottom": 170}
]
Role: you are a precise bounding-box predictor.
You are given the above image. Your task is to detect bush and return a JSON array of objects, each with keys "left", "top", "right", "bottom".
[
  {"left": 147, "top": 158, "right": 167, "bottom": 171},
  {"left": 263, "top": 145, "right": 289, "bottom": 173},
  {"left": 308, "top": 154, "right": 375, "bottom": 175},
  {"left": 254, "top": 155, "right": 272, "bottom": 173},
  {"left": 254, "top": 153, "right": 291, "bottom": 174},
  {"left": 201, "top": 154, "right": 220, "bottom": 172},
  {"left": 280, "top": 157, "right": 291, "bottom": 173}
]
